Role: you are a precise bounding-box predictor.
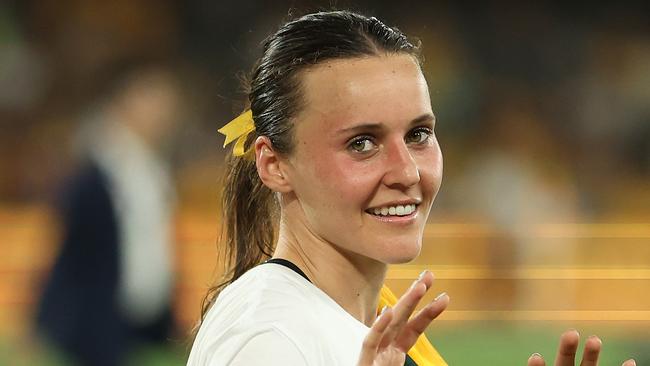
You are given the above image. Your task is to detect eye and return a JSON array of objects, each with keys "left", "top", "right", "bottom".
[
  {"left": 405, "top": 127, "right": 432, "bottom": 144},
  {"left": 348, "top": 136, "right": 377, "bottom": 153}
]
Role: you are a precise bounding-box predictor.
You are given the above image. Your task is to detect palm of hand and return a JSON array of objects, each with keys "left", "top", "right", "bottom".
[{"left": 372, "top": 347, "right": 405, "bottom": 366}]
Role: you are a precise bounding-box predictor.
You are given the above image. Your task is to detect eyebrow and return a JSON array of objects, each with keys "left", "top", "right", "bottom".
[{"left": 336, "top": 113, "right": 436, "bottom": 136}]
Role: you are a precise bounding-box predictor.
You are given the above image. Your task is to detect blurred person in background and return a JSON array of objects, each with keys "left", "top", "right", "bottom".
[
  {"left": 455, "top": 90, "right": 579, "bottom": 309},
  {"left": 34, "top": 58, "right": 181, "bottom": 366}
]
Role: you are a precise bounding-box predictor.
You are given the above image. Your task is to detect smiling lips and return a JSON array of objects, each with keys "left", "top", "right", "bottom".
[{"left": 367, "top": 203, "right": 417, "bottom": 217}]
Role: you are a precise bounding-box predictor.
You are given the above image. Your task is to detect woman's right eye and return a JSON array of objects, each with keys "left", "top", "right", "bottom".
[{"left": 348, "top": 137, "right": 377, "bottom": 153}]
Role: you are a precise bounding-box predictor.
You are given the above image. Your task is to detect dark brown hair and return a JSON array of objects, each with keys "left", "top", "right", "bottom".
[{"left": 200, "top": 10, "right": 421, "bottom": 324}]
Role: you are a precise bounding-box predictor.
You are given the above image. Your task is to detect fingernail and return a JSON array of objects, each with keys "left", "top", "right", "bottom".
[
  {"left": 530, "top": 352, "right": 542, "bottom": 358},
  {"left": 627, "top": 359, "right": 636, "bottom": 366},
  {"left": 434, "top": 292, "right": 447, "bottom": 301},
  {"left": 586, "top": 334, "right": 602, "bottom": 346},
  {"left": 418, "top": 270, "right": 427, "bottom": 280}
]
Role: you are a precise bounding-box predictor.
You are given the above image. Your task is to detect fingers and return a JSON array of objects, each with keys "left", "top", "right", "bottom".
[
  {"left": 358, "top": 307, "right": 393, "bottom": 365},
  {"left": 536, "top": 330, "right": 634, "bottom": 366},
  {"left": 379, "top": 271, "right": 433, "bottom": 348},
  {"left": 554, "top": 329, "right": 580, "bottom": 366},
  {"left": 406, "top": 292, "right": 449, "bottom": 335},
  {"left": 579, "top": 335, "right": 602, "bottom": 366},
  {"left": 393, "top": 292, "right": 449, "bottom": 351},
  {"left": 418, "top": 270, "right": 435, "bottom": 290},
  {"left": 528, "top": 353, "right": 546, "bottom": 366}
]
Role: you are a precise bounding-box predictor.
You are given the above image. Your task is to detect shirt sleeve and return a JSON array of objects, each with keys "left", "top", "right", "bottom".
[{"left": 222, "top": 329, "right": 309, "bottom": 366}]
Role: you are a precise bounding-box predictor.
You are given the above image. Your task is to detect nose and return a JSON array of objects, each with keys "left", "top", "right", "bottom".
[{"left": 382, "top": 140, "right": 420, "bottom": 189}]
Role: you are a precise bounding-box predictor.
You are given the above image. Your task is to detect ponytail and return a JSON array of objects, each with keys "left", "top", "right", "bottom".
[{"left": 199, "top": 138, "right": 278, "bottom": 321}]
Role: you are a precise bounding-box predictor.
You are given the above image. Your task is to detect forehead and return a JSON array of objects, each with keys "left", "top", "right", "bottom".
[{"left": 296, "top": 54, "right": 431, "bottom": 131}]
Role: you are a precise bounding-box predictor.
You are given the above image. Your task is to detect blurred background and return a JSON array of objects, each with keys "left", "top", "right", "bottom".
[{"left": 0, "top": 0, "right": 648, "bottom": 365}]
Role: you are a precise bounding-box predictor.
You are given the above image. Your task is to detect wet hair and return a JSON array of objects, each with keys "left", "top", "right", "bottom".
[{"left": 200, "top": 10, "right": 421, "bottom": 324}]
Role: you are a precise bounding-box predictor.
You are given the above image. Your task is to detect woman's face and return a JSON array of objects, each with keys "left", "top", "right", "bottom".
[{"left": 284, "top": 54, "right": 442, "bottom": 264}]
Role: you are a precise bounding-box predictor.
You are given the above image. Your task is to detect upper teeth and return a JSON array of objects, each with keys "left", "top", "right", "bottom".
[{"left": 371, "top": 204, "right": 416, "bottom": 217}]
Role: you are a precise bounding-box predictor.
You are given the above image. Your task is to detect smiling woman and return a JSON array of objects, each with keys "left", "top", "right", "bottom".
[{"left": 187, "top": 10, "right": 636, "bottom": 366}]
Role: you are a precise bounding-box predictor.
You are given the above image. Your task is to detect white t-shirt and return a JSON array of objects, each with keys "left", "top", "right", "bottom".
[{"left": 187, "top": 263, "right": 371, "bottom": 365}]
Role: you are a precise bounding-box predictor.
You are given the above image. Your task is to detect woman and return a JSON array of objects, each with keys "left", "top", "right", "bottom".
[{"left": 188, "top": 11, "right": 636, "bottom": 366}]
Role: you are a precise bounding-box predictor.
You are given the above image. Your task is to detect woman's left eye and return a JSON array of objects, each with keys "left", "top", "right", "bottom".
[
  {"left": 405, "top": 128, "right": 432, "bottom": 144},
  {"left": 348, "top": 137, "right": 377, "bottom": 153}
]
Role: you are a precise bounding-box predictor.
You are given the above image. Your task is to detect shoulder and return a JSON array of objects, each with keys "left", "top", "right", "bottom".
[
  {"left": 209, "top": 328, "right": 308, "bottom": 366},
  {"left": 58, "top": 160, "right": 113, "bottom": 216},
  {"left": 188, "top": 265, "right": 320, "bottom": 363},
  {"left": 209, "top": 264, "right": 317, "bottom": 319},
  {"left": 198, "top": 264, "right": 323, "bottom": 334},
  {"left": 189, "top": 264, "right": 368, "bottom": 365}
]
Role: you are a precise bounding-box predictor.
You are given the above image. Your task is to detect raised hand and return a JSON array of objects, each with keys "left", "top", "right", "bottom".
[
  {"left": 527, "top": 329, "right": 636, "bottom": 366},
  {"left": 357, "top": 271, "right": 449, "bottom": 366}
]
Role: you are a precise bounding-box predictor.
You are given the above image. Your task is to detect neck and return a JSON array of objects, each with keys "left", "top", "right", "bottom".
[{"left": 273, "top": 202, "right": 387, "bottom": 327}]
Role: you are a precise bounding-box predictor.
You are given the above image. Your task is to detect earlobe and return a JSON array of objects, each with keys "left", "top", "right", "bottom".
[{"left": 254, "top": 136, "right": 292, "bottom": 193}]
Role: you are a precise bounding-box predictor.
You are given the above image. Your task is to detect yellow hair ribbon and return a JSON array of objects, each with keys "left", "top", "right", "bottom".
[
  {"left": 217, "top": 110, "right": 255, "bottom": 160},
  {"left": 378, "top": 285, "right": 448, "bottom": 366}
]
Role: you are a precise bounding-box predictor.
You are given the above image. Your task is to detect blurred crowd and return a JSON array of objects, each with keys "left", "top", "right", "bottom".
[
  {"left": 1, "top": 1, "right": 648, "bottom": 215},
  {"left": 0, "top": 1, "right": 648, "bottom": 365}
]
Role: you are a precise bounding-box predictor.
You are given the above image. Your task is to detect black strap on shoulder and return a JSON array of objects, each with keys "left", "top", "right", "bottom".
[
  {"left": 404, "top": 354, "right": 418, "bottom": 366},
  {"left": 263, "top": 258, "right": 311, "bottom": 283}
]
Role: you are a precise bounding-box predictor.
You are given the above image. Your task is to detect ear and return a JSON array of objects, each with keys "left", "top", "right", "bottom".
[{"left": 254, "top": 136, "right": 292, "bottom": 193}]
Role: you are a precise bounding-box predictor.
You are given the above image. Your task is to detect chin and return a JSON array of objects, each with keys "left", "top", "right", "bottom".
[{"left": 381, "top": 241, "right": 422, "bottom": 264}]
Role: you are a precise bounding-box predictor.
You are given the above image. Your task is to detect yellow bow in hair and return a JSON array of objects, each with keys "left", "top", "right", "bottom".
[
  {"left": 378, "top": 285, "right": 448, "bottom": 366},
  {"left": 218, "top": 110, "right": 255, "bottom": 160}
]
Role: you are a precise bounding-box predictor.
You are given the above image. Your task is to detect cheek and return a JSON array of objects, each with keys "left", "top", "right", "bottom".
[
  {"left": 432, "top": 147, "right": 444, "bottom": 179},
  {"left": 294, "top": 143, "right": 375, "bottom": 213},
  {"left": 311, "top": 155, "right": 380, "bottom": 206},
  {"left": 419, "top": 144, "right": 444, "bottom": 197}
]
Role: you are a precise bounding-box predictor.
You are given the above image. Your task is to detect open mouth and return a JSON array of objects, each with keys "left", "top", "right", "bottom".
[{"left": 365, "top": 204, "right": 418, "bottom": 217}]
